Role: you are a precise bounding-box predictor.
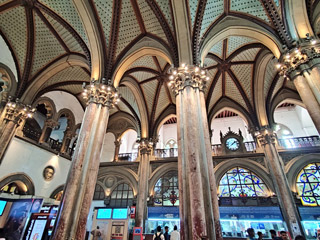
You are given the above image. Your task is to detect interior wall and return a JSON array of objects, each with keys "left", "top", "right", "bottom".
[
  {"left": 0, "top": 137, "right": 71, "bottom": 197},
  {"left": 100, "top": 132, "right": 116, "bottom": 162},
  {"left": 119, "top": 130, "right": 137, "bottom": 154},
  {"left": 156, "top": 123, "right": 178, "bottom": 149},
  {"left": 0, "top": 35, "right": 18, "bottom": 82}
]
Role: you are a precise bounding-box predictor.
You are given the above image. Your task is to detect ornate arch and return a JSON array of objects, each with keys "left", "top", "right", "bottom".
[
  {"left": 32, "top": 96, "right": 57, "bottom": 119},
  {"left": 0, "top": 62, "right": 17, "bottom": 97},
  {"left": 55, "top": 108, "right": 76, "bottom": 130},
  {"left": 0, "top": 173, "right": 35, "bottom": 195},
  {"left": 107, "top": 111, "right": 140, "bottom": 139},
  {"left": 50, "top": 185, "right": 64, "bottom": 200},
  {"left": 152, "top": 105, "right": 176, "bottom": 140}
]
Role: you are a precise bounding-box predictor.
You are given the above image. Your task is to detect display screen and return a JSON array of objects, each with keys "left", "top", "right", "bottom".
[
  {"left": 97, "top": 209, "right": 112, "bottom": 219},
  {"left": 112, "top": 208, "right": 128, "bottom": 219},
  {"left": 0, "top": 200, "right": 7, "bottom": 216}
]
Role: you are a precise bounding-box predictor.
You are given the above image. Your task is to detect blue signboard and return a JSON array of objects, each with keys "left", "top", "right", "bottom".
[
  {"left": 298, "top": 207, "right": 320, "bottom": 220},
  {"left": 148, "top": 207, "right": 179, "bottom": 219},
  {"left": 97, "top": 209, "right": 112, "bottom": 219},
  {"left": 219, "top": 206, "right": 283, "bottom": 220}
]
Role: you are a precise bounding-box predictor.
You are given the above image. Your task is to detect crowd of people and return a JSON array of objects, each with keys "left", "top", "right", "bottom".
[
  {"left": 246, "top": 228, "right": 306, "bottom": 240},
  {"left": 153, "top": 225, "right": 180, "bottom": 240}
]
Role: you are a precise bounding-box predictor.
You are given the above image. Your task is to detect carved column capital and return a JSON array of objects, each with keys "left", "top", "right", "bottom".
[
  {"left": 168, "top": 64, "right": 209, "bottom": 95},
  {"left": 45, "top": 119, "right": 59, "bottom": 129},
  {"left": 4, "top": 98, "right": 36, "bottom": 125},
  {"left": 114, "top": 139, "right": 122, "bottom": 147},
  {"left": 137, "top": 138, "right": 154, "bottom": 155},
  {"left": 255, "top": 128, "right": 277, "bottom": 146},
  {"left": 64, "top": 130, "right": 74, "bottom": 139},
  {"left": 82, "top": 79, "right": 120, "bottom": 108}
]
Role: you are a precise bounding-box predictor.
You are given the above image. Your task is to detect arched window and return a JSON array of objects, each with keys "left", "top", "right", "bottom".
[
  {"left": 296, "top": 163, "right": 320, "bottom": 206},
  {"left": 219, "top": 167, "right": 269, "bottom": 197},
  {"left": 93, "top": 184, "right": 105, "bottom": 200},
  {"left": 0, "top": 182, "right": 27, "bottom": 195},
  {"left": 110, "top": 183, "right": 134, "bottom": 207},
  {"left": 154, "top": 171, "right": 179, "bottom": 206},
  {"left": 165, "top": 139, "right": 177, "bottom": 149},
  {"left": 0, "top": 174, "right": 34, "bottom": 195}
]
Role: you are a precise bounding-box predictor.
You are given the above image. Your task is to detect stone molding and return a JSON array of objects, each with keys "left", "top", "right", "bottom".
[
  {"left": 4, "top": 98, "right": 35, "bottom": 125},
  {"left": 256, "top": 128, "right": 277, "bottom": 146}
]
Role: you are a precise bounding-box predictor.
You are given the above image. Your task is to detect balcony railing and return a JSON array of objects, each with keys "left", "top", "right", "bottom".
[
  {"left": 118, "top": 152, "right": 138, "bottom": 162},
  {"left": 278, "top": 136, "right": 320, "bottom": 148},
  {"left": 154, "top": 148, "right": 178, "bottom": 158},
  {"left": 22, "top": 126, "right": 41, "bottom": 142}
]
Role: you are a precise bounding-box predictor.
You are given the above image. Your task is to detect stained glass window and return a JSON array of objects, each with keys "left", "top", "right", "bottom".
[
  {"left": 219, "top": 167, "right": 269, "bottom": 197},
  {"left": 110, "top": 183, "right": 134, "bottom": 207},
  {"left": 296, "top": 163, "right": 320, "bottom": 206},
  {"left": 154, "top": 171, "right": 179, "bottom": 206}
]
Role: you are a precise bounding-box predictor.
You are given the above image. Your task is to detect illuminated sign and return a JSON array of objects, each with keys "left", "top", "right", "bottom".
[
  {"left": 112, "top": 208, "right": 128, "bottom": 219},
  {"left": 97, "top": 209, "right": 112, "bottom": 219},
  {"left": 0, "top": 200, "right": 7, "bottom": 216}
]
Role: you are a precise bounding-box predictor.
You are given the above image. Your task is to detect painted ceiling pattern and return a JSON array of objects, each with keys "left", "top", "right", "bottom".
[{"left": 0, "top": 0, "right": 308, "bottom": 134}]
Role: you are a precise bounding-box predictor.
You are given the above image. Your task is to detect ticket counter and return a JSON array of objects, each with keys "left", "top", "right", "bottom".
[{"left": 298, "top": 206, "right": 320, "bottom": 239}]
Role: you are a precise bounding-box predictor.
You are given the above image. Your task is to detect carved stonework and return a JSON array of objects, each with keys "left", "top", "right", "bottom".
[
  {"left": 168, "top": 64, "right": 209, "bottom": 95},
  {"left": 45, "top": 119, "right": 59, "bottom": 129},
  {"left": 138, "top": 138, "right": 153, "bottom": 155},
  {"left": 4, "top": 98, "right": 35, "bottom": 125},
  {"left": 256, "top": 129, "right": 277, "bottom": 146},
  {"left": 82, "top": 79, "right": 120, "bottom": 108}
]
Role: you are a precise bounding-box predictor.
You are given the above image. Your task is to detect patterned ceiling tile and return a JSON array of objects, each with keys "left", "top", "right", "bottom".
[
  {"left": 115, "top": 0, "right": 141, "bottom": 57},
  {"left": 230, "top": 64, "right": 253, "bottom": 105},
  {"left": 230, "top": 0, "right": 271, "bottom": 24},
  {"left": 155, "top": 84, "right": 169, "bottom": 121},
  {"left": 117, "top": 100, "right": 134, "bottom": 116},
  {"left": 271, "top": 76, "right": 284, "bottom": 100},
  {"left": 118, "top": 86, "right": 141, "bottom": 120},
  {"left": 204, "top": 68, "right": 218, "bottom": 97},
  {"left": 130, "top": 71, "right": 157, "bottom": 83},
  {"left": 208, "top": 74, "right": 222, "bottom": 111},
  {"left": 31, "top": 13, "right": 66, "bottom": 76},
  {"left": 154, "top": 0, "right": 174, "bottom": 32},
  {"left": 0, "top": 0, "right": 11, "bottom": 4},
  {"left": 40, "top": 66, "right": 89, "bottom": 90},
  {"left": 137, "top": 0, "right": 167, "bottom": 44},
  {"left": 264, "top": 58, "right": 278, "bottom": 100},
  {"left": 0, "top": 6, "right": 27, "bottom": 75},
  {"left": 157, "top": 56, "right": 169, "bottom": 71},
  {"left": 227, "top": 36, "right": 257, "bottom": 57},
  {"left": 42, "top": 11, "right": 84, "bottom": 54},
  {"left": 54, "top": 84, "right": 83, "bottom": 96},
  {"left": 232, "top": 48, "right": 261, "bottom": 62},
  {"left": 203, "top": 56, "right": 218, "bottom": 67},
  {"left": 39, "top": 0, "right": 89, "bottom": 47},
  {"left": 200, "top": 0, "right": 224, "bottom": 37},
  {"left": 209, "top": 40, "right": 223, "bottom": 58},
  {"left": 188, "top": 0, "right": 198, "bottom": 29},
  {"left": 225, "top": 73, "right": 248, "bottom": 111},
  {"left": 128, "top": 56, "right": 158, "bottom": 71},
  {"left": 141, "top": 79, "right": 158, "bottom": 117},
  {"left": 93, "top": 0, "right": 113, "bottom": 47}
]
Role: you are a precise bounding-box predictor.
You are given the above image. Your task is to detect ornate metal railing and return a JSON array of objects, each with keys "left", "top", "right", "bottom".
[
  {"left": 118, "top": 152, "right": 138, "bottom": 162},
  {"left": 154, "top": 148, "right": 178, "bottom": 158},
  {"left": 22, "top": 125, "right": 41, "bottom": 142},
  {"left": 48, "top": 138, "right": 62, "bottom": 151},
  {"left": 278, "top": 136, "right": 320, "bottom": 148}
]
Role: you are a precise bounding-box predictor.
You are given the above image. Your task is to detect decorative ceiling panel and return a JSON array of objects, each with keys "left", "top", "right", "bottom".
[
  {"left": 204, "top": 56, "right": 218, "bottom": 67},
  {"left": 225, "top": 73, "right": 248, "bottom": 111},
  {"left": 0, "top": 6, "right": 27, "bottom": 75},
  {"left": 157, "top": 56, "right": 169, "bottom": 71},
  {"left": 40, "top": 66, "right": 89, "bottom": 90},
  {"left": 232, "top": 48, "right": 261, "bottom": 62},
  {"left": 230, "top": 64, "right": 253, "bottom": 104},
  {"left": 137, "top": 0, "right": 167, "bottom": 44},
  {"left": 264, "top": 58, "right": 278, "bottom": 100},
  {"left": 117, "top": 100, "right": 133, "bottom": 116},
  {"left": 128, "top": 56, "right": 158, "bottom": 71},
  {"left": 141, "top": 79, "right": 158, "bottom": 117},
  {"left": 31, "top": 14, "right": 66, "bottom": 76},
  {"left": 130, "top": 72, "right": 157, "bottom": 83},
  {"left": 204, "top": 68, "right": 218, "bottom": 97},
  {"left": 118, "top": 86, "right": 141, "bottom": 120},
  {"left": 200, "top": 0, "right": 224, "bottom": 37},
  {"left": 155, "top": 84, "right": 169, "bottom": 121},
  {"left": 115, "top": 0, "right": 141, "bottom": 57},
  {"left": 42, "top": 11, "right": 84, "bottom": 54},
  {"left": 188, "top": 0, "right": 198, "bottom": 29},
  {"left": 230, "top": 0, "right": 271, "bottom": 24},
  {"left": 54, "top": 85, "right": 83, "bottom": 97},
  {"left": 271, "top": 76, "right": 284, "bottom": 100},
  {"left": 109, "top": 107, "right": 118, "bottom": 116},
  {"left": 0, "top": 0, "right": 11, "bottom": 3},
  {"left": 209, "top": 40, "right": 223, "bottom": 58},
  {"left": 39, "top": 0, "right": 89, "bottom": 46},
  {"left": 93, "top": 0, "right": 113, "bottom": 47},
  {"left": 227, "top": 36, "right": 257, "bottom": 57},
  {"left": 208, "top": 74, "right": 222, "bottom": 111},
  {"left": 154, "top": 0, "right": 174, "bottom": 32}
]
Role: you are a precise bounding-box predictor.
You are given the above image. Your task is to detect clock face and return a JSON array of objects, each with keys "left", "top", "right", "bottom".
[{"left": 226, "top": 137, "right": 240, "bottom": 151}]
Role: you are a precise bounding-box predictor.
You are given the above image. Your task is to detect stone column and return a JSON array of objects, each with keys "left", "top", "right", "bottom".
[
  {"left": 0, "top": 99, "right": 35, "bottom": 163},
  {"left": 168, "top": 65, "right": 219, "bottom": 240},
  {"left": 257, "top": 129, "right": 303, "bottom": 238},
  {"left": 293, "top": 75, "right": 320, "bottom": 133},
  {"left": 52, "top": 80, "right": 120, "bottom": 240},
  {"left": 113, "top": 139, "right": 121, "bottom": 161},
  {"left": 135, "top": 139, "right": 152, "bottom": 229},
  {"left": 60, "top": 130, "right": 74, "bottom": 154},
  {"left": 39, "top": 119, "right": 58, "bottom": 144},
  {"left": 302, "top": 67, "right": 320, "bottom": 104}
]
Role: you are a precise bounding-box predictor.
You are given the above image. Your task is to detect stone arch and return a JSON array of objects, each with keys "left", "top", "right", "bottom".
[
  {"left": 285, "top": 153, "right": 320, "bottom": 193},
  {"left": 149, "top": 163, "right": 178, "bottom": 196},
  {"left": 50, "top": 185, "right": 64, "bottom": 200},
  {"left": 32, "top": 96, "right": 57, "bottom": 119},
  {"left": 152, "top": 104, "right": 176, "bottom": 140},
  {"left": 107, "top": 111, "right": 140, "bottom": 139},
  {"left": 0, "top": 173, "right": 35, "bottom": 195},
  {"left": 200, "top": 17, "right": 282, "bottom": 63},
  {"left": 214, "top": 158, "right": 274, "bottom": 193},
  {"left": 55, "top": 108, "right": 76, "bottom": 131},
  {"left": 0, "top": 62, "right": 17, "bottom": 98}
]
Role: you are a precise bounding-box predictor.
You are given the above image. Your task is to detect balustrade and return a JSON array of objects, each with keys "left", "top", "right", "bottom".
[
  {"left": 278, "top": 136, "right": 320, "bottom": 148},
  {"left": 118, "top": 152, "right": 138, "bottom": 161},
  {"left": 22, "top": 125, "right": 41, "bottom": 142}
]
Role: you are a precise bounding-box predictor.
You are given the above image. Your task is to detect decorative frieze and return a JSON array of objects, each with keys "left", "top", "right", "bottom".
[
  {"left": 137, "top": 138, "right": 154, "bottom": 155},
  {"left": 255, "top": 128, "right": 277, "bottom": 146}
]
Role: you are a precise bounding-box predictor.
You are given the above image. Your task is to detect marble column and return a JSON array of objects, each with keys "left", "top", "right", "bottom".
[
  {"left": 257, "top": 129, "right": 303, "bottom": 238},
  {"left": 293, "top": 75, "right": 320, "bottom": 133},
  {"left": 168, "top": 65, "right": 218, "bottom": 240},
  {"left": 52, "top": 80, "right": 119, "bottom": 240},
  {"left": 302, "top": 67, "right": 320, "bottom": 104},
  {"left": 0, "top": 99, "right": 35, "bottom": 163},
  {"left": 60, "top": 130, "right": 74, "bottom": 154},
  {"left": 38, "top": 119, "right": 58, "bottom": 144},
  {"left": 135, "top": 139, "right": 152, "bottom": 229},
  {"left": 113, "top": 139, "right": 121, "bottom": 162}
]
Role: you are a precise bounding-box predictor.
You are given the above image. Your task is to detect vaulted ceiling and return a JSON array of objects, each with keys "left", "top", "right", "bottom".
[{"left": 0, "top": 0, "right": 317, "bottom": 137}]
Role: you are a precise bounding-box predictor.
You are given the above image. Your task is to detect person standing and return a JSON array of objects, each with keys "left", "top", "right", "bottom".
[
  {"left": 171, "top": 225, "right": 180, "bottom": 240},
  {"left": 247, "top": 228, "right": 256, "bottom": 240},
  {"left": 153, "top": 226, "right": 165, "bottom": 240},
  {"left": 280, "top": 231, "right": 289, "bottom": 240},
  {"left": 91, "top": 226, "right": 101, "bottom": 240},
  {"left": 164, "top": 226, "right": 170, "bottom": 240},
  {"left": 257, "top": 231, "right": 263, "bottom": 240},
  {"left": 270, "top": 230, "right": 282, "bottom": 240}
]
